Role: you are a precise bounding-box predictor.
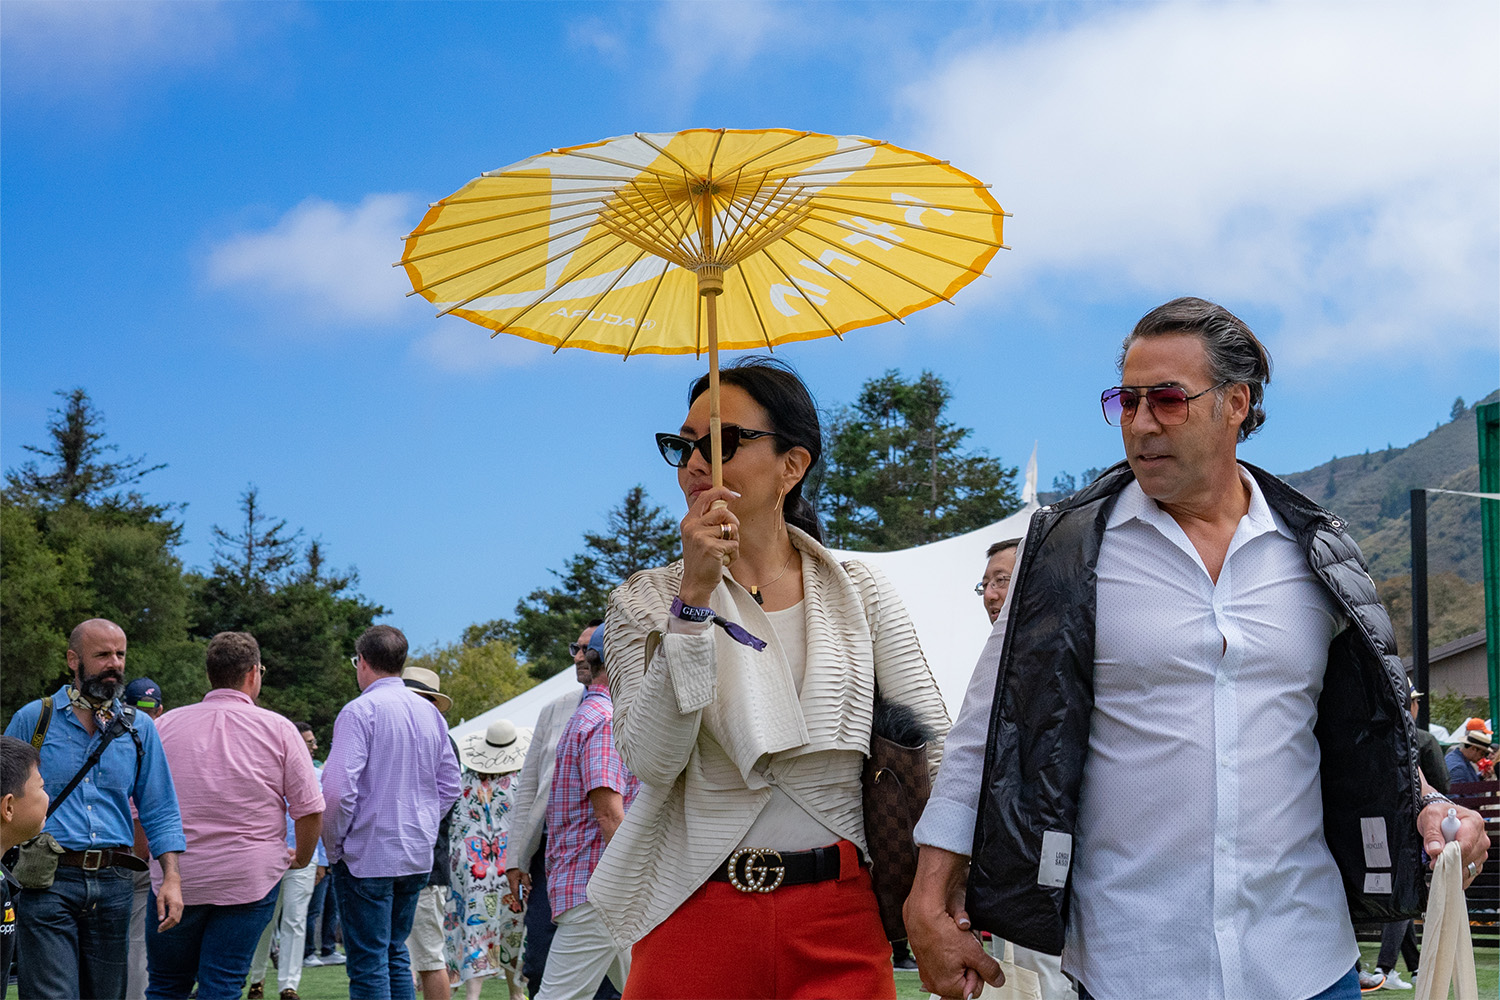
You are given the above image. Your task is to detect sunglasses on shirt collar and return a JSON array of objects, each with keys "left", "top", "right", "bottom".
[{"left": 655, "top": 425, "right": 782, "bottom": 469}]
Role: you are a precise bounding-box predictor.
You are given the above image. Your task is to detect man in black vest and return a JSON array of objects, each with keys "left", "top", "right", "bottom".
[{"left": 904, "top": 298, "right": 1490, "bottom": 1000}]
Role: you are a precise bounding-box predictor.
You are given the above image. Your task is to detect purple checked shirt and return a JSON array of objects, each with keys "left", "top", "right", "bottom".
[{"left": 322, "top": 676, "right": 461, "bottom": 878}]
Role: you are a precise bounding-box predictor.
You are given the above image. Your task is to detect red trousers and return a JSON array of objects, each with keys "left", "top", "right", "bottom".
[{"left": 621, "top": 840, "right": 897, "bottom": 1000}]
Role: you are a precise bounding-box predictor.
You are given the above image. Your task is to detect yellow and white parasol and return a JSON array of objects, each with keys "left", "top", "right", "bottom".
[{"left": 401, "top": 128, "right": 1007, "bottom": 485}]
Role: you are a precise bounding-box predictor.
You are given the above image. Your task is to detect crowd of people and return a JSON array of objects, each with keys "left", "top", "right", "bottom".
[{"left": 1, "top": 296, "right": 1495, "bottom": 1000}]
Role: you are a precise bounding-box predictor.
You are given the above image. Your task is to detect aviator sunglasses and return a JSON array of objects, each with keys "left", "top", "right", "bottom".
[
  {"left": 655, "top": 425, "right": 782, "bottom": 468},
  {"left": 1100, "top": 380, "right": 1228, "bottom": 427}
]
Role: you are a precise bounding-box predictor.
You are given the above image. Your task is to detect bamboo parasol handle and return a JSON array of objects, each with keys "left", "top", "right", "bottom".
[{"left": 699, "top": 266, "right": 730, "bottom": 565}]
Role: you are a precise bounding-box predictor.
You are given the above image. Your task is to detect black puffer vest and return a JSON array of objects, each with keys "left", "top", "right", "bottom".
[{"left": 965, "top": 461, "right": 1424, "bottom": 955}]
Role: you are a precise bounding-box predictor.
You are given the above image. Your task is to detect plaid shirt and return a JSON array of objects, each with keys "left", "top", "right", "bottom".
[{"left": 544, "top": 682, "right": 638, "bottom": 917}]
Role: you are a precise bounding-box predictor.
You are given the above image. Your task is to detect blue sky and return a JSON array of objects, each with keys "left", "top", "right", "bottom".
[{"left": 4, "top": 1, "right": 1497, "bottom": 651}]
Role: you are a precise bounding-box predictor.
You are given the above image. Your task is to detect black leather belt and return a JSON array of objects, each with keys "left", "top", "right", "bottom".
[
  {"left": 706, "top": 844, "right": 846, "bottom": 893},
  {"left": 57, "top": 848, "right": 148, "bottom": 872}
]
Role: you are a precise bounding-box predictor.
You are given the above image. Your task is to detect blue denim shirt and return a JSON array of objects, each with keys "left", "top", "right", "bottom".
[{"left": 3, "top": 687, "right": 186, "bottom": 855}]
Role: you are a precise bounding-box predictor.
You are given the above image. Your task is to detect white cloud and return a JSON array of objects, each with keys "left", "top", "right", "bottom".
[
  {"left": 900, "top": 2, "right": 1500, "bottom": 363},
  {"left": 648, "top": 1, "right": 787, "bottom": 104},
  {"left": 1, "top": 0, "right": 247, "bottom": 97},
  {"left": 410, "top": 325, "right": 547, "bottom": 374},
  {"left": 205, "top": 194, "right": 422, "bottom": 326}
]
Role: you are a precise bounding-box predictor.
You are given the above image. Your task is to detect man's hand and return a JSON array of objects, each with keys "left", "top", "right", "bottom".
[
  {"left": 904, "top": 846, "right": 1004, "bottom": 999},
  {"left": 315, "top": 865, "right": 327, "bottom": 885},
  {"left": 156, "top": 852, "right": 184, "bottom": 931},
  {"left": 1419, "top": 799, "right": 1490, "bottom": 888}
]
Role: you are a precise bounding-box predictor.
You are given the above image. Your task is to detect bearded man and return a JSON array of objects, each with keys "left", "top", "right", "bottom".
[{"left": 4, "top": 618, "right": 186, "bottom": 1000}]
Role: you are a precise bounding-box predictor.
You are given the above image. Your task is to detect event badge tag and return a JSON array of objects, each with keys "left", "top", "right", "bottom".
[
  {"left": 1360, "top": 817, "right": 1392, "bottom": 869},
  {"left": 1038, "top": 830, "right": 1072, "bottom": 888}
]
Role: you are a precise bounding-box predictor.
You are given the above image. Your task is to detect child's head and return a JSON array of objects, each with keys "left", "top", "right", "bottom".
[{"left": 1, "top": 734, "right": 48, "bottom": 848}]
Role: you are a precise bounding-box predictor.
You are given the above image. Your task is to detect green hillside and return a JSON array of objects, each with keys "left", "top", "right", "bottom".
[
  {"left": 1281, "top": 391, "right": 1494, "bottom": 583},
  {"left": 1281, "top": 391, "right": 1496, "bottom": 649}
]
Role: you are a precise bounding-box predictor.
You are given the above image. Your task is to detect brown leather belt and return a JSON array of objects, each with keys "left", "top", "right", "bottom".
[
  {"left": 706, "top": 845, "right": 848, "bottom": 893},
  {"left": 57, "top": 848, "right": 148, "bottom": 872}
]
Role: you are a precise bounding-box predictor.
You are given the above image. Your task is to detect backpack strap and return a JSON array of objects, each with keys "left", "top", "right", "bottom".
[
  {"left": 29, "top": 698, "right": 53, "bottom": 750},
  {"left": 118, "top": 704, "right": 144, "bottom": 786}
]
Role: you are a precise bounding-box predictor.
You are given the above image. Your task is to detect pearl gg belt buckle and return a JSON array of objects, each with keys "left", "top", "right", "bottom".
[{"left": 725, "top": 848, "right": 785, "bottom": 893}]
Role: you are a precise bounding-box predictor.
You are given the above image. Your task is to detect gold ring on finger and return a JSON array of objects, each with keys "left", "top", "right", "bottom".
[{"left": 721, "top": 523, "right": 733, "bottom": 540}]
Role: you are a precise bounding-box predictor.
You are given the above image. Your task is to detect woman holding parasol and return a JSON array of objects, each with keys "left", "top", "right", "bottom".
[{"left": 591, "top": 357, "right": 950, "bottom": 998}]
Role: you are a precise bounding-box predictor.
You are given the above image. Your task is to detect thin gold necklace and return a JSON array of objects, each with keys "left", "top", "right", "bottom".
[{"left": 736, "top": 547, "right": 796, "bottom": 605}]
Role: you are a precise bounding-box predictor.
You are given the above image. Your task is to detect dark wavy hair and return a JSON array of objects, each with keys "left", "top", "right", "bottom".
[
  {"left": 1118, "top": 297, "right": 1273, "bottom": 442},
  {"left": 688, "top": 357, "right": 824, "bottom": 543}
]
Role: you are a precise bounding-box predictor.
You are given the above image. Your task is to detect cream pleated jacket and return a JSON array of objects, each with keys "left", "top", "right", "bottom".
[{"left": 588, "top": 526, "right": 950, "bottom": 947}]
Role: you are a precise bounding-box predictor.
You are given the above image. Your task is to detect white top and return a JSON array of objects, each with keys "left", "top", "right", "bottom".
[
  {"left": 589, "top": 531, "right": 950, "bottom": 946},
  {"left": 915, "top": 470, "right": 1358, "bottom": 1000},
  {"left": 738, "top": 601, "right": 845, "bottom": 851}
]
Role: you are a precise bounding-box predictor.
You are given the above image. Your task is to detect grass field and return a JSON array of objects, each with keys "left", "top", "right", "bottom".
[{"left": 266, "top": 943, "right": 1500, "bottom": 999}]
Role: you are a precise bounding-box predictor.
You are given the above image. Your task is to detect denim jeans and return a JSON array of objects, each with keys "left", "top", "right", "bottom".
[
  {"left": 16, "top": 864, "right": 135, "bottom": 1000},
  {"left": 332, "top": 860, "right": 427, "bottom": 1000},
  {"left": 144, "top": 882, "right": 279, "bottom": 1000}
]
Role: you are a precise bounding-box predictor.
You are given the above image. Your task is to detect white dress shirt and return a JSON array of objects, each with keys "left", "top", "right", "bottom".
[{"left": 916, "top": 470, "right": 1359, "bottom": 1000}]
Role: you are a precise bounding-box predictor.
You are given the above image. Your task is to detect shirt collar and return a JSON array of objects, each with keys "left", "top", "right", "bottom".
[
  {"left": 364, "top": 675, "right": 404, "bottom": 692},
  {"left": 203, "top": 688, "right": 254, "bottom": 705},
  {"left": 1106, "top": 465, "right": 1293, "bottom": 542},
  {"left": 584, "top": 680, "right": 611, "bottom": 698}
]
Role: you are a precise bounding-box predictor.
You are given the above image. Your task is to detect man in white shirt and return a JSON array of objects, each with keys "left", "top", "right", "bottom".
[{"left": 905, "top": 297, "right": 1490, "bottom": 1000}]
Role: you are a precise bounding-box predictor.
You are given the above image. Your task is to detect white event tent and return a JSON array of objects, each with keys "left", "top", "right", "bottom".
[{"left": 450, "top": 452, "right": 1042, "bottom": 740}]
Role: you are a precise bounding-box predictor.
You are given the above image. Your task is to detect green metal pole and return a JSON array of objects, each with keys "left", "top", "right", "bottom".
[{"left": 1476, "top": 400, "right": 1499, "bottom": 725}]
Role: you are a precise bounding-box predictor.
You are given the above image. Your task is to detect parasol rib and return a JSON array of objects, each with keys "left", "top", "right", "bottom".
[
  {"left": 776, "top": 232, "right": 906, "bottom": 324},
  {"left": 734, "top": 258, "right": 777, "bottom": 353},
  {"left": 478, "top": 234, "right": 643, "bottom": 332},
  {"left": 718, "top": 138, "right": 883, "bottom": 181},
  {"left": 632, "top": 132, "right": 705, "bottom": 180},
  {"left": 410, "top": 217, "right": 602, "bottom": 298},
  {"left": 550, "top": 149, "right": 686, "bottom": 184},
  {"left": 776, "top": 224, "right": 955, "bottom": 302},
  {"left": 604, "top": 179, "right": 692, "bottom": 261},
  {"left": 807, "top": 191, "right": 1002, "bottom": 216},
  {"left": 549, "top": 245, "right": 653, "bottom": 353},
  {"left": 403, "top": 205, "right": 611, "bottom": 266},
  {"left": 760, "top": 160, "right": 950, "bottom": 183},
  {"left": 621, "top": 258, "right": 674, "bottom": 359},
  {"left": 802, "top": 204, "right": 1006, "bottom": 248},
  {"left": 404, "top": 194, "right": 612, "bottom": 239},
  {"left": 805, "top": 209, "right": 1006, "bottom": 258},
  {"left": 758, "top": 243, "right": 848, "bottom": 340},
  {"left": 708, "top": 130, "right": 812, "bottom": 177},
  {"left": 434, "top": 184, "right": 624, "bottom": 206},
  {"left": 597, "top": 216, "right": 697, "bottom": 270},
  {"left": 710, "top": 165, "right": 770, "bottom": 255},
  {"left": 430, "top": 224, "right": 625, "bottom": 315}
]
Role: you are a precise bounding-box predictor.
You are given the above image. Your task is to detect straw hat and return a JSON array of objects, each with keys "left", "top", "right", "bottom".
[
  {"left": 1461, "top": 729, "right": 1492, "bottom": 753},
  {"left": 458, "top": 719, "right": 532, "bottom": 774},
  {"left": 401, "top": 666, "right": 452, "bottom": 713}
]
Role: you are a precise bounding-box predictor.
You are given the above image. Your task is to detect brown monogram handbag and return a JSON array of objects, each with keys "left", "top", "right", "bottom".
[{"left": 862, "top": 697, "right": 935, "bottom": 942}]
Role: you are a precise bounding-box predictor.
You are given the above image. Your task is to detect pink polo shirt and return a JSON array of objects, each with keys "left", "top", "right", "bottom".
[{"left": 153, "top": 689, "right": 323, "bottom": 906}]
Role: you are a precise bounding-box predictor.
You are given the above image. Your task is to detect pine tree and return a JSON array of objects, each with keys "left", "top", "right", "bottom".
[
  {"left": 485, "top": 485, "right": 682, "bottom": 680},
  {"left": 6, "top": 388, "right": 166, "bottom": 512},
  {"left": 822, "top": 370, "right": 1020, "bottom": 550},
  {"left": 209, "top": 485, "right": 302, "bottom": 589}
]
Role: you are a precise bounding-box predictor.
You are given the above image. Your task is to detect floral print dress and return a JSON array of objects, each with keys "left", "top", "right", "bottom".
[{"left": 446, "top": 768, "right": 525, "bottom": 983}]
